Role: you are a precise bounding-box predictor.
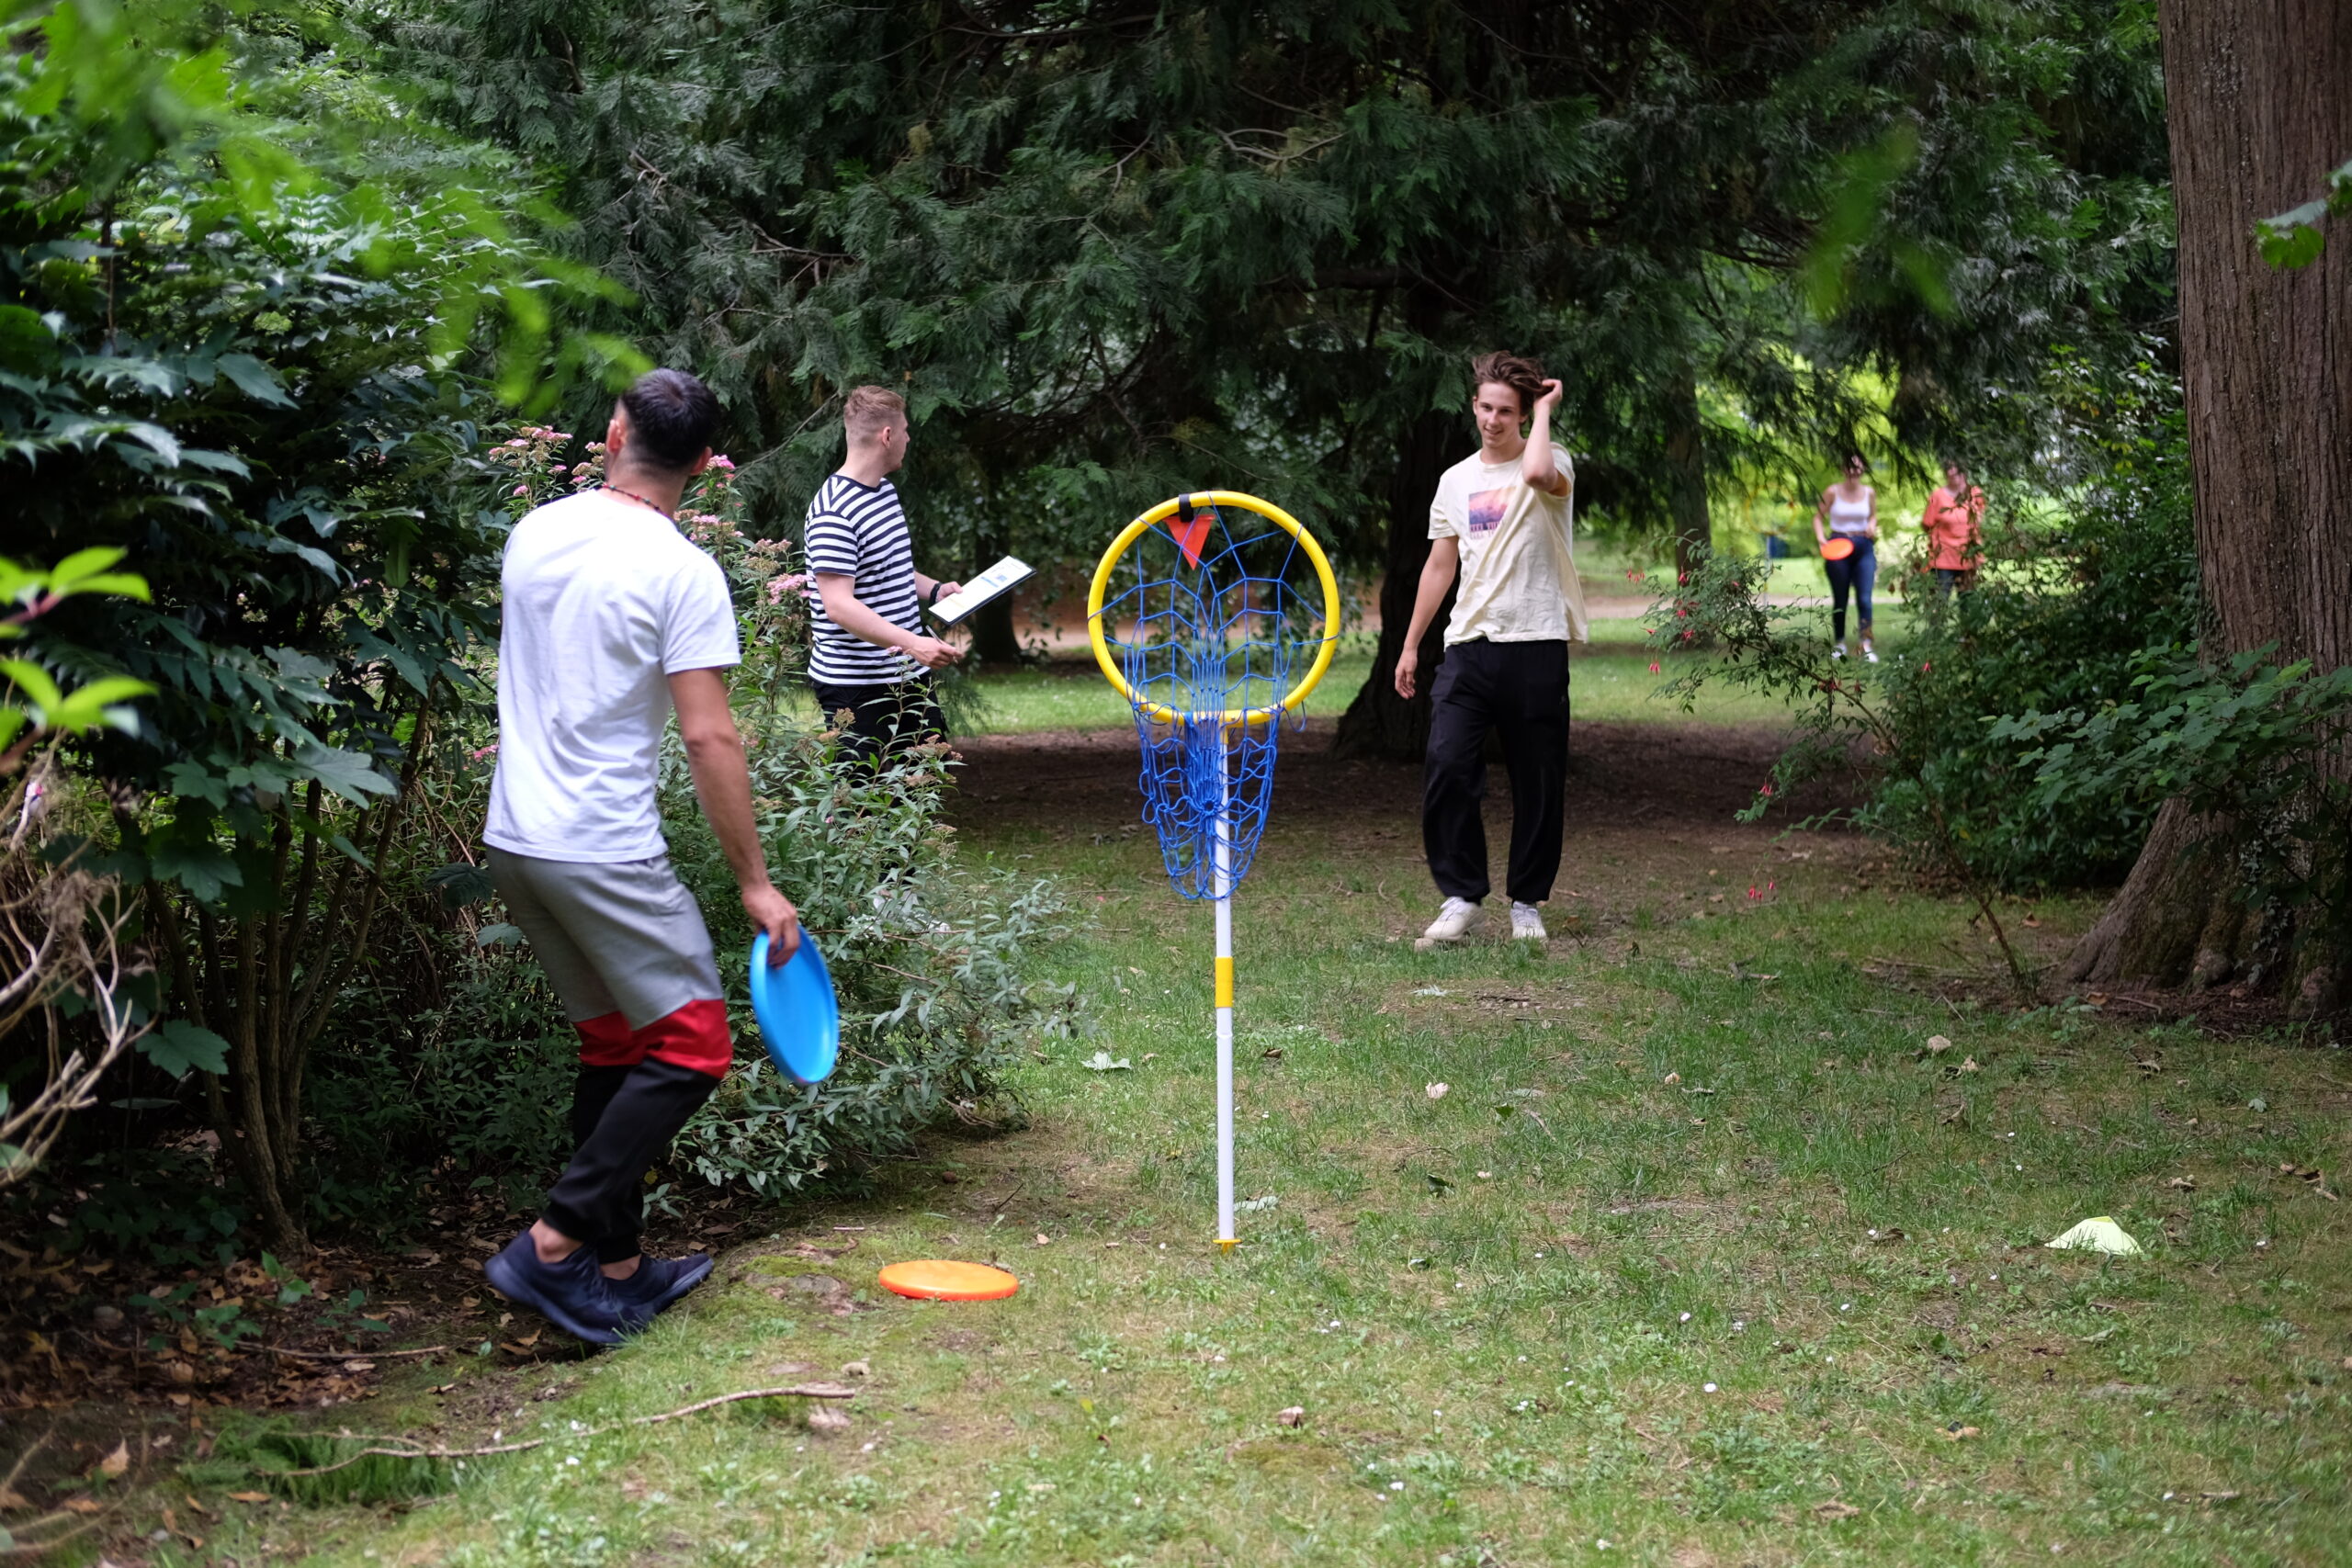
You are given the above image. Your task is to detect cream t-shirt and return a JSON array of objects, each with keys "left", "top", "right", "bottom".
[{"left": 1428, "top": 442, "right": 1589, "bottom": 645}]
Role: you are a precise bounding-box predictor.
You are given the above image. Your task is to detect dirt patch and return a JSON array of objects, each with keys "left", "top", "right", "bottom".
[{"left": 948, "top": 716, "right": 1866, "bottom": 922}]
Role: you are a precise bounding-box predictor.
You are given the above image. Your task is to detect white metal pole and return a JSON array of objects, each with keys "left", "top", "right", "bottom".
[{"left": 1213, "top": 733, "right": 1236, "bottom": 1250}]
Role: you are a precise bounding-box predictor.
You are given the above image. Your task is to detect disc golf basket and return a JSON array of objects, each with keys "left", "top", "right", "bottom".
[{"left": 1086, "top": 491, "right": 1340, "bottom": 1247}]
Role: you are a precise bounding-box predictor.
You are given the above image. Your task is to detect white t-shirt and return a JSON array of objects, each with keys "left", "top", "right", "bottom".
[
  {"left": 486, "top": 491, "right": 741, "bottom": 863},
  {"left": 1428, "top": 442, "right": 1589, "bottom": 645}
]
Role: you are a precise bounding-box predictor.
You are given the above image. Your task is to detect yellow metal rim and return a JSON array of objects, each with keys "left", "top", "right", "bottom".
[{"left": 1084, "top": 491, "right": 1342, "bottom": 727}]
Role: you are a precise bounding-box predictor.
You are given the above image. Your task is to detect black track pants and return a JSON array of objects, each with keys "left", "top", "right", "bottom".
[
  {"left": 1421, "top": 638, "right": 1570, "bottom": 907},
  {"left": 808, "top": 675, "right": 945, "bottom": 768},
  {"left": 543, "top": 1060, "right": 718, "bottom": 1262}
]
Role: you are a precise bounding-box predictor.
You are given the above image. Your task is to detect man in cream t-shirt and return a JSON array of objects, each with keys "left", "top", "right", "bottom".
[{"left": 1393, "top": 351, "right": 1589, "bottom": 948}]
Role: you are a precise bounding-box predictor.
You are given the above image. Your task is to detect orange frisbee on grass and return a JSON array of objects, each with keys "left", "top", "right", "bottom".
[
  {"left": 1820, "top": 536, "right": 1856, "bottom": 561},
  {"left": 877, "top": 1260, "right": 1021, "bottom": 1302}
]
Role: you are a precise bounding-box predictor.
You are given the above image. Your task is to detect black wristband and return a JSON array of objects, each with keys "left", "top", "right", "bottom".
[{"left": 927, "top": 581, "right": 944, "bottom": 607}]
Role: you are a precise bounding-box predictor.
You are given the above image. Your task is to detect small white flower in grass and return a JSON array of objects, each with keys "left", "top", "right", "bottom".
[
  {"left": 1330, "top": 1320, "right": 1341, "bottom": 1328},
  {"left": 1679, "top": 1312, "right": 1691, "bottom": 1322},
  {"left": 1390, "top": 1481, "right": 1405, "bottom": 1491},
  {"left": 1426, "top": 1082, "right": 1451, "bottom": 1100},
  {"left": 1597, "top": 1540, "right": 1611, "bottom": 1551},
  {"left": 1840, "top": 1303, "right": 1852, "bottom": 1312},
  {"left": 1703, "top": 1382, "right": 1718, "bottom": 1393},
  {"left": 1732, "top": 1320, "right": 1746, "bottom": 1332},
  {"left": 1534, "top": 1251, "right": 1545, "bottom": 1258}
]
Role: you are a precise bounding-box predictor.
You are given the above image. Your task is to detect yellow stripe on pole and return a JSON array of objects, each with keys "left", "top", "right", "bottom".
[{"left": 1215, "top": 955, "right": 1235, "bottom": 1009}]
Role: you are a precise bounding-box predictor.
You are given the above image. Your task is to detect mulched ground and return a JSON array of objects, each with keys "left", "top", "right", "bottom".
[{"left": 951, "top": 716, "right": 1804, "bottom": 833}]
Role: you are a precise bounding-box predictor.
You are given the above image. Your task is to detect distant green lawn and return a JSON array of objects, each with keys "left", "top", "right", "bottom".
[{"left": 951, "top": 607, "right": 1924, "bottom": 736}]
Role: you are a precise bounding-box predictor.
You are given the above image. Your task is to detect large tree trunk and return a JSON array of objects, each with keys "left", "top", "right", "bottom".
[
  {"left": 1333, "top": 408, "right": 1459, "bottom": 759},
  {"left": 1666, "top": 367, "right": 1713, "bottom": 589},
  {"left": 2064, "top": 0, "right": 2352, "bottom": 1008}
]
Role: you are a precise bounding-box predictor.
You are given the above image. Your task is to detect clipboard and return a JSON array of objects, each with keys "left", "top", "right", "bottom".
[{"left": 929, "top": 556, "right": 1035, "bottom": 626}]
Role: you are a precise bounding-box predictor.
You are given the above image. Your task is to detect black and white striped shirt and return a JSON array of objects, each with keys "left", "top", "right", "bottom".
[{"left": 802, "top": 473, "right": 922, "bottom": 684}]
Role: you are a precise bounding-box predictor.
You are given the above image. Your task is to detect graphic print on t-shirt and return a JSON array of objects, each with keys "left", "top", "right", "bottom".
[{"left": 1465, "top": 487, "right": 1510, "bottom": 536}]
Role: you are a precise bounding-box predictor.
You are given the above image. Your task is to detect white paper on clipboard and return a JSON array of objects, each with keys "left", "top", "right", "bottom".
[{"left": 929, "top": 556, "right": 1035, "bottom": 626}]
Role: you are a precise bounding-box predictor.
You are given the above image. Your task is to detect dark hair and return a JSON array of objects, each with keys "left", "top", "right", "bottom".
[
  {"left": 1470, "top": 350, "right": 1545, "bottom": 417},
  {"left": 618, "top": 368, "right": 721, "bottom": 471},
  {"left": 1841, "top": 449, "right": 1868, "bottom": 470}
]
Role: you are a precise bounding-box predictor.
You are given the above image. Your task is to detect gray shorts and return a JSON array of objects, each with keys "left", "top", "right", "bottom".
[{"left": 487, "top": 849, "right": 724, "bottom": 1031}]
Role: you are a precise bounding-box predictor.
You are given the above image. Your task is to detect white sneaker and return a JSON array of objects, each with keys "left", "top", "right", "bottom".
[
  {"left": 1510, "top": 902, "right": 1547, "bottom": 942},
  {"left": 1861, "top": 640, "right": 1880, "bottom": 663},
  {"left": 1830, "top": 643, "right": 1847, "bottom": 660},
  {"left": 1415, "top": 897, "right": 1481, "bottom": 951}
]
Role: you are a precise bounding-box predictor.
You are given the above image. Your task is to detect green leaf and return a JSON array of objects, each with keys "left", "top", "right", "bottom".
[
  {"left": 293, "top": 743, "right": 394, "bottom": 806},
  {"left": 426, "top": 861, "right": 497, "bottom": 908},
  {"left": 476, "top": 922, "right": 524, "bottom": 947},
  {"left": 148, "top": 839, "right": 243, "bottom": 901},
  {"left": 2256, "top": 216, "right": 2324, "bottom": 270},
  {"left": 215, "top": 352, "right": 296, "bottom": 407},
  {"left": 141, "top": 1020, "right": 231, "bottom": 1077}
]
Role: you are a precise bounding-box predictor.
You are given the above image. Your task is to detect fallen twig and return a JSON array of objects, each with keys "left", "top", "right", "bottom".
[
  {"left": 254, "top": 1344, "right": 450, "bottom": 1361},
  {"left": 277, "top": 1383, "right": 857, "bottom": 1477}
]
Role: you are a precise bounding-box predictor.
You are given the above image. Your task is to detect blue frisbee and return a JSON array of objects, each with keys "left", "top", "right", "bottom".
[{"left": 748, "top": 931, "right": 840, "bottom": 1085}]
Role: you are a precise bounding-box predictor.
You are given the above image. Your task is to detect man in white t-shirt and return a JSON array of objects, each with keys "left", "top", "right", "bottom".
[
  {"left": 481, "top": 368, "right": 801, "bottom": 1345},
  {"left": 1393, "top": 351, "right": 1589, "bottom": 949}
]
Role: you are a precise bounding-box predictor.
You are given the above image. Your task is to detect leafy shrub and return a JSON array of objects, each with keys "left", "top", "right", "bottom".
[
  {"left": 1865, "top": 389, "right": 2197, "bottom": 889},
  {"left": 286, "top": 446, "right": 1073, "bottom": 1226},
  {"left": 1994, "top": 648, "right": 2352, "bottom": 983},
  {"left": 660, "top": 716, "right": 1080, "bottom": 1197}
]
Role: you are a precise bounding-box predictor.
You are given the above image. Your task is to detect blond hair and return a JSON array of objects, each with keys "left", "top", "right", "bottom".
[{"left": 844, "top": 385, "right": 907, "bottom": 442}]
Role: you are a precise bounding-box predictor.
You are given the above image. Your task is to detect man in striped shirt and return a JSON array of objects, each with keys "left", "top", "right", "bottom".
[{"left": 802, "top": 386, "right": 963, "bottom": 763}]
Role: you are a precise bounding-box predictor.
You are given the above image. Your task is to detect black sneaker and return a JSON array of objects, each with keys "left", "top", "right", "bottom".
[
  {"left": 608, "top": 1252, "right": 715, "bottom": 1332},
  {"left": 484, "top": 1232, "right": 626, "bottom": 1346}
]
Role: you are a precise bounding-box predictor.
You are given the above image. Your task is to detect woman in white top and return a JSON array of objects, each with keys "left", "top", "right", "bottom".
[{"left": 1812, "top": 449, "right": 1880, "bottom": 662}]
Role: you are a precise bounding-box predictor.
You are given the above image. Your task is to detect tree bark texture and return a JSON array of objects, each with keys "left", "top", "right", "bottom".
[
  {"left": 2064, "top": 0, "right": 2352, "bottom": 1003},
  {"left": 1333, "top": 408, "right": 1460, "bottom": 760},
  {"left": 1666, "top": 368, "right": 1713, "bottom": 592}
]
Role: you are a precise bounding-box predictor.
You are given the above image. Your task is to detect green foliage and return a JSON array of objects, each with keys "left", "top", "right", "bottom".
[
  {"left": 0, "top": 552, "right": 155, "bottom": 761},
  {"left": 1864, "top": 367, "right": 2198, "bottom": 889},
  {"left": 2256, "top": 157, "right": 2352, "bottom": 270},
  {"left": 1994, "top": 649, "right": 2352, "bottom": 965},
  {"left": 659, "top": 718, "right": 1079, "bottom": 1197},
  {"left": 287, "top": 455, "right": 1063, "bottom": 1228},
  {"left": 1647, "top": 548, "right": 2039, "bottom": 993},
  {"left": 0, "top": 0, "right": 628, "bottom": 1244},
  {"left": 401, "top": 0, "right": 2175, "bottom": 574}
]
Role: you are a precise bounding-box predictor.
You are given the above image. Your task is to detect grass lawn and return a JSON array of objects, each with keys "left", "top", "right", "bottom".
[{"left": 159, "top": 709, "right": 2352, "bottom": 1568}]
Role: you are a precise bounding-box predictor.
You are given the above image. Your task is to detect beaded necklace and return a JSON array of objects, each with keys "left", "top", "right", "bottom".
[{"left": 601, "top": 483, "right": 676, "bottom": 520}]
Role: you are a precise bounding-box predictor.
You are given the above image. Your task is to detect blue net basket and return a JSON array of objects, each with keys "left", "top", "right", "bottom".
[{"left": 1094, "top": 498, "right": 1333, "bottom": 899}]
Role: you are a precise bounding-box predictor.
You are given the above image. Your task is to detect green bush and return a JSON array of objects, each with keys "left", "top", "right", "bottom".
[
  {"left": 659, "top": 716, "right": 1080, "bottom": 1199},
  {"left": 1862, "top": 384, "right": 2197, "bottom": 890}
]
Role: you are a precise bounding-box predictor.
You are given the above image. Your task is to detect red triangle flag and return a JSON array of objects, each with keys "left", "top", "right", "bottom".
[{"left": 1166, "top": 504, "right": 1213, "bottom": 569}]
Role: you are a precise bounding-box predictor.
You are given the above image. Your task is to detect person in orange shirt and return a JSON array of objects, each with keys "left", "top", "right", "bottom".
[{"left": 1923, "top": 459, "right": 1984, "bottom": 599}]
